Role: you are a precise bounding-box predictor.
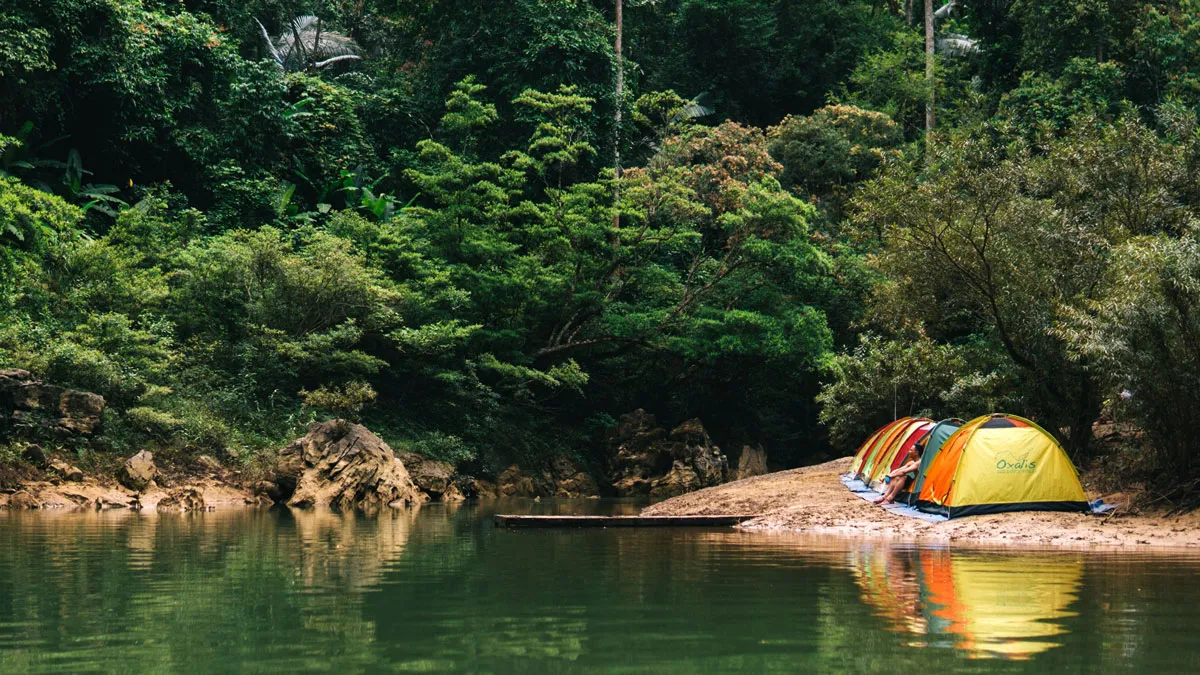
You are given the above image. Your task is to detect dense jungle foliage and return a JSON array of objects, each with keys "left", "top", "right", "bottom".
[{"left": 2, "top": 0, "right": 1200, "bottom": 483}]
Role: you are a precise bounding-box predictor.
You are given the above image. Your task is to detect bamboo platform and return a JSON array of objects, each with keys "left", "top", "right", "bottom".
[{"left": 493, "top": 514, "right": 757, "bottom": 528}]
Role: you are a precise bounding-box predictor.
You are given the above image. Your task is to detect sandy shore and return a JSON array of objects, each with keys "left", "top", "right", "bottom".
[{"left": 642, "top": 457, "right": 1200, "bottom": 549}]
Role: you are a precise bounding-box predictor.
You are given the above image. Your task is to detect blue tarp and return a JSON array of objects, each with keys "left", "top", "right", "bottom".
[
  {"left": 842, "top": 474, "right": 1114, "bottom": 520},
  {"left": 841, "top": 474, "right": 950, "bottom": 522}
]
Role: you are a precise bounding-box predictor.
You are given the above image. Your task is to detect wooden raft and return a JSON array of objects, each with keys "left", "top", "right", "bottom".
[{"left": 493, "top": 514, "right": 757, "bottom": 528}]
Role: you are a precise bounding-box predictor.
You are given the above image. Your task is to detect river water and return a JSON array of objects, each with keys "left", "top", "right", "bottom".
[{"left": 0, "top": 500, "right": 1197, "bottom": 674}]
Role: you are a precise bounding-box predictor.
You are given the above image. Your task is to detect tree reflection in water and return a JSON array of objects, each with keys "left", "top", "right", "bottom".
[{"left": 0, "top": 506, "right": 1197, "bottom": 673}]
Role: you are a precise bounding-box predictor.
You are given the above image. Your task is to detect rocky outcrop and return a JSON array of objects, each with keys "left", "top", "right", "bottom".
[
  {"left": 156, "top": 487, "right": 208, "bottom": 512},
  {"left": 736, "top": 445, "right": 768, "bottom": 480},
  {"left": 548, "top": 454, "right": 600, "bottom": 498},
  {"left": 492, "top": 457, "right": 603, "bottom": 499},
  {"left": 399, "top": 452, "right": 465, "bottom": 502},
  {"left": 0, "top": 475, "right": 258, "bottom": 512},
  {"left": 496, "top": 465, "right": 542, "bottom": 498},
  {"left": 608, "top": 410, "right": 672, "bottom": 496},
  {"left": 7, "top": 490, "right": 42, "bottom": 509},
  {"left": 120, "top": 450, "right": 158, "bottom": 492},
  {"left": 47, "top": 458, "right": 84, "bottom": 482},
  {"left": 470, "top": 477, "right": 499, "bottom": 499},
  {"left": 0, "top": 369, "right": 105, "bottom": 435},
  {"left": 608, "top": 410, "right": 730, "bottom": 498},
  {"left": 274, "top": 420, "right": 422, "bottom": 511}
]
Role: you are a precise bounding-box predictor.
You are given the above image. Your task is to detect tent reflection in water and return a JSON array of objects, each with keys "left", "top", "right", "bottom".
[
  {"left": 850, "top": 546, "right": 1084, "bottom": 659},
  {"left": 847, "top": 548, "right": 928, "bottom": 643}
]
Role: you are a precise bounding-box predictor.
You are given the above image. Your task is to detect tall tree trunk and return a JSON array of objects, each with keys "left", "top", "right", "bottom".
[
  {"left": 905, "top": 0, "right": 914, "bottom": 25},
  {"left": 924, "top": 0, "right": 935, "bottom": 155},
  {"left": 613, "top": 0, "right": 623, "bottom": 232}
]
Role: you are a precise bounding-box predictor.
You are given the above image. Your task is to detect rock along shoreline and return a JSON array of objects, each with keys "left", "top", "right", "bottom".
[
  {"left": 1, "top": 408, "right": 770, "bottom": 513},
  {"left": 5, "top": 452, "right": 1200, "bottom": 551}
]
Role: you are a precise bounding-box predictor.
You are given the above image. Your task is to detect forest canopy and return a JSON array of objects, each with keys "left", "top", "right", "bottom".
[{"left": 3, "top": 0, "right": 1200, "bottom": 484}]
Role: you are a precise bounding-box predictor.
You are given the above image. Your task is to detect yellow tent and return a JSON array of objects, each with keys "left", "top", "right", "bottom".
[{"left": 917, "top": 413, "right": 1089, "bottom": 518}]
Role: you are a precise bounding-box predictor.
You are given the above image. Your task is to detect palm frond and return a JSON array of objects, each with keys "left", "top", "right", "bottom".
[
  {"left": 314, "top": 54, "right": 363, "bottom": 69},
  {"left": 670, "top": 92, "right": 715, "bottom": 124},
  {"left": 938, "top": 34, "right": 979, "bottom": 56},
  {"left": 256, "top": 15, "right": 362, "bottom": 72}
]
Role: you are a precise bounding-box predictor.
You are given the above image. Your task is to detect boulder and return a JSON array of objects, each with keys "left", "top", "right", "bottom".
[
  {"left": 0, "top": 369, "right": 105, "bottom": 435},
  {"left": 736, "top": 445, "right": 768, "bottom": 480},
  {"left": 608, "top": 411, "right": 730, "bottom": 498},
  {"left": 496, "top": 465, "right": 539, "bottom": 498},
  {"left": 7, "top": 490, "right": 42, "bottom": 509},
  {"left": 120, "top": 450, "right": 158, "bottom": 492},
  {"left": 274, "top": 420, "right": 422, "bottom": 511},
  {"left": 608, "top": 410, "right": 673, "bottom": 496},
  {"left": 47, "top": 458, "right": 84, "bottom": 482},
  {"left": 548, "top": 454, "right": 600, "bottom": 498},
  {"left": 56, "top": 390, "right": 105, "bottom": 434},
  {"left": 399, "top": 452, "right": 466, "bottom": 502},
  {"left": 157, "top": 487, "right": 207, "bottom": 512},
  {"left": 662, "top": 419, "right": 728, "bottom": 490},
  {"left": 470, "top": 478, "right": 498, "bottom": 499},
  {"left": 58, "top": 491, "right": 93, "bottom": 508},
  {"left": 96, "top": 493, "right": 135, "bottom": 510},
  {"left": 21, "top": 444, "right": 45, "bottom": 465}
]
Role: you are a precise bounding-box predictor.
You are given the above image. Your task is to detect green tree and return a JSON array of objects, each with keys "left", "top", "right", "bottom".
[{"left": 1057, "top": 231, "right": 1200, "bottom": 475}]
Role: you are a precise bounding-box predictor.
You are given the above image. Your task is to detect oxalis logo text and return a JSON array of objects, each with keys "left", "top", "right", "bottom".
[{"left": 995, "top": 453, "right": 1037, "bottom": 473}]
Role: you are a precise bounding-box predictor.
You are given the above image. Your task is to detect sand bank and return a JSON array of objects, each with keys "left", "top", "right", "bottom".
[{"left": 643, "top": 457, "right": 1200, "bottom": 549}]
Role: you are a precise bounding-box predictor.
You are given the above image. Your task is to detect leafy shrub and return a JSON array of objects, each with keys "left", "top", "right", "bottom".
[
  {"left": 407, "top": 431, "right": 476, "bottom": 466},
  {"left": 123, "top": 406, "right": 182, "bottom": 439},
  {"left": 300, "top": 380, "right": 378, "bottom": 422}
]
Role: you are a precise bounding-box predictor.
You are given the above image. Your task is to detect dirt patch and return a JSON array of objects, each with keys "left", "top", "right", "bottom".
[{"left": 642, "top": 457, "right": 1200, "bottom": 549}]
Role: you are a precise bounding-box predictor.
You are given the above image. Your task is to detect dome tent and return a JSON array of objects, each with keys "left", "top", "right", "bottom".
[
  {"left": 865, "top": 419, "right": 935, "bottom": 491},
  {"left": 857, "top": 418, "right": 932, "bottom": 483},
  {"left": 916, "top": 414, "right": 1089, "bottom": 518},
  {"left": 899, "top": 418, "right": 964, "bottom": 506},
  {"left": 849, "top": 418, "right": 911, "bottom": 477}
]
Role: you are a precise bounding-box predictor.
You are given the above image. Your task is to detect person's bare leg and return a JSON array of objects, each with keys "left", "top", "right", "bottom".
[
  {"left": 873, "top": 479, "right": 896, "bottom": 504},
  {"left": 880, "top": 477, "right": 907, "bottom": 505},
  {"left": 872, "top": 483, "right": 892, "bottom": 503}
]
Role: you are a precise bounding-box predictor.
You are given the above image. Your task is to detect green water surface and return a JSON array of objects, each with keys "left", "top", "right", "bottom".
[{"left": 0, "top": 501, "right": 1197, "bottom": 674}]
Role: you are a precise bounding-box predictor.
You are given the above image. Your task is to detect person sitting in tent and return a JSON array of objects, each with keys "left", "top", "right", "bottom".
[{"left": 873, "top": 444, "right": 923, "bottom": 506}]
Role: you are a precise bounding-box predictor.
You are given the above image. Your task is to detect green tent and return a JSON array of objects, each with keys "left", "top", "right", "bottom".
[{"left": 900, "top": 418, "right": 963, "bottom": 506}]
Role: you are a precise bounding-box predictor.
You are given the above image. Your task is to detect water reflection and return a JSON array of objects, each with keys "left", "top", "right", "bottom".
[
  {"left": 849, "top": 544, "right": 1083, "bottom": 659},
  {"left": 0, "top": 505, "right": 1197, "bottom": 674},
  {"left": 849, "top": 548, "right": 929, "bottom": 642}
]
